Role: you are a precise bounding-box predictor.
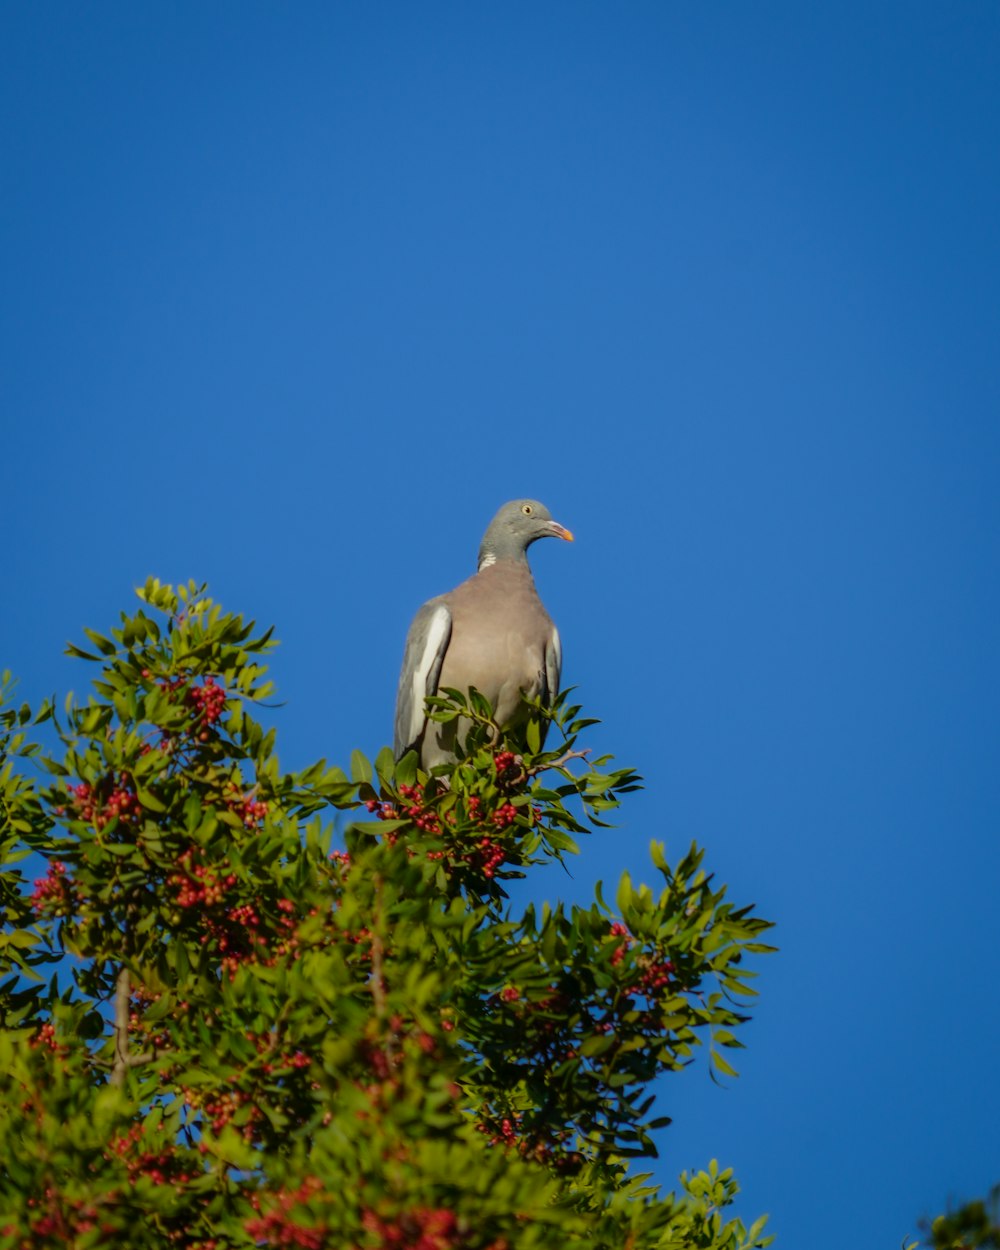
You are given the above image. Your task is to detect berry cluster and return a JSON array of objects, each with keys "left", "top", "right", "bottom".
[
  {"left": 169, "top": 850, "right": 238, "bottom": 909},
  {"left": 494, "top": 986, "right": 578, "bottom": 1068},
  {"left": 362, "top": 1206, "right": 471, "bottom": 1250},
  {"left": 30, "top": 862, "right": 78, "bottom": 916},
  {"left": 607, "top": 921, "right": 674, "bottom": 992},
  {"left": 479, "top": 1113, "right": 520, "bottom": 1146},
  {"left": 184, "top": 1086, "right": 264, "bottom": 1141},
  {"left": 168, "top": 850, "right": 306, "bottom": 976},
  {"left": 248, "top": 1184, "right": 481, "bottom": 1250},
  {"left": 608, "top": 921, "right": 631, "bottom": 966},
  {"left": 634, "top": 955, "right": 674, "bottom": 994},
  {"left": 59, "top": 776, "right": 141, "bottom": 831},
  {"left": 395, "top": 783, "right": 441, "bottom": 834},
  {"left": 490, "top": 802, "right": 518, "bottom": 829},
  {"left": 102, "top": 779, "right": 141, "bottom": 828},
  {"left": 473, "top": 837, "right": 506, "bottom": 879},
  {"left": 358, "top": 1038, "right": 394, "bottom": 1081},
  {"left": 128, "top": 984, "right": 169, "bottom": 1052},
  {"left": 246, "top": 1177, "right": 326, "bottom": 1250},
  {"left": 493, "top": 749, "right": 524, "bottom": 789},
  {"left": 228, "top": 901, "right": 260, "bottom": 930},
  {"left": 186, "top": 675, "right": 226, "bottom": 726},
  {"left": 108, "top": 1125, "right": 197, "bottom": 1187},
  {"left": 225, "top": 781, "right": 268, "bottom": 829},
  {"left": 142, "top": 669, "right": 228, "bottom": 745},
  {"left": 208, "top": 917, "right": 269, "bottom": 978},
  {"left": 235, "top": 1032, "right": 313, "bottom": 1079},
  {"left": 252, "top": 900, "right": 303, "bottom": 970},
  {"left": 366, "top": 780, "right": 525, "bottom": 884},
  {"left": 29, "top": 1021, "right": 61, "bottom": 1053},
  {"left": 21, "top": 1189, "right": 103, "bottom": 1241}
]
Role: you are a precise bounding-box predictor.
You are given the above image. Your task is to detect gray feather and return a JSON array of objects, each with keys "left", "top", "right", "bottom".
[{"left": 393, "top": 600, "right": 452, "bottom": 758}]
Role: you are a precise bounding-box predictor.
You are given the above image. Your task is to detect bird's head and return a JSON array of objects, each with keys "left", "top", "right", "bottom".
[{"left": 478, "top": 499, "right": 574, "bottom": 568}]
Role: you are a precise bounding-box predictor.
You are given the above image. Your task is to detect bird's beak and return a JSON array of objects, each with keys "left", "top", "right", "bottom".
[{"left": 548, "top": 521, "right": 574, "bottom": 542}]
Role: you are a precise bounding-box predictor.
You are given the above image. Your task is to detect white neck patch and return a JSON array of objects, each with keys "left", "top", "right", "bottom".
[{"left": 478, "top": 552, "right": 497, "bottom": 569}]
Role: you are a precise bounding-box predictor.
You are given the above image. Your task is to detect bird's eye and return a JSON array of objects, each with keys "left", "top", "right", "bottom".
[{"left": 521, "top": 504, "right": 533, "bottom": 515}]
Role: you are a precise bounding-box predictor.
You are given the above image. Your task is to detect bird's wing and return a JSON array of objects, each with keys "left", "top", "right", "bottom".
[
  {"left": 537, "top": 625, "right": 562, "bottom": 751},
  {"left": 393, "top": 599, "right": 452, "bottom": 758},
  {"left": 543, "top": 625, "right": 562, "bottom": 709}
]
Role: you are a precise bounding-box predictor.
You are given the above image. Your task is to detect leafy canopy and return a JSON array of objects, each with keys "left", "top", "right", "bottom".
[{"left": 0, "top": 580, "right": 775, "bottom": 1249}]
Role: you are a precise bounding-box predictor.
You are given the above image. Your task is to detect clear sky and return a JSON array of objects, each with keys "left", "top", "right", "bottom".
[{"left": 2, "top": 4, "right": 998, "bottom": 1245}]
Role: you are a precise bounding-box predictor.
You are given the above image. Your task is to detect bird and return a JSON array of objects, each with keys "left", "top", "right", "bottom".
[{"left": 393, "top": 499, "right": 574, "bottom": 769}]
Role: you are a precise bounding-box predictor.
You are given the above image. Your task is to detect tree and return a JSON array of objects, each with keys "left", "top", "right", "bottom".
[{"left": 0, "top": 580, "right": 775, "bottom": 1249}]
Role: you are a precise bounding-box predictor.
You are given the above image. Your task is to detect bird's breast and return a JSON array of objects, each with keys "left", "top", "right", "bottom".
[{"left": 437, "top": 566, "right": 553, "bottom": 723}]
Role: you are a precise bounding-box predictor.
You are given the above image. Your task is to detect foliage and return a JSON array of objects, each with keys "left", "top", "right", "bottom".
[
  {"left": 921, "top": 1186, "right": 1000, "bottom": 1250},
  {"left": 0, "top": 581, "right": 775, "bottom": 1248}
]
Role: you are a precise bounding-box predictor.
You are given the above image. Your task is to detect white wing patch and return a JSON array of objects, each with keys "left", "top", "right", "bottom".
[
  {"left": 546, "top": 625, "right": 562, "bottom": 703},
  {"left": 406, "top": 604, "right": 452, "bottom": 748}
]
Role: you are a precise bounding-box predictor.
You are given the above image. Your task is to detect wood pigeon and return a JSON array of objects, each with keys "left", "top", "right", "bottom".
[{"left": 394, "top": 499, "right": 574, "bottom": 768}]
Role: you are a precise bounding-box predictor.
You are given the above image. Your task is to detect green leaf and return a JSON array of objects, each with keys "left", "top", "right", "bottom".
[
  {"left": 580, "top": 1033, "right": 616, "bottom": 1058},
  {"left": 135, "top": 784, "right": 166, "bottom": 813},
  {"left": 82, "top": 628, "right": 118, "bottom": 656},
  {"left": 711, "top": 1049, "right": 739, "bottom": 1078},
  {"left": 395, "top": 749, "right": 418, "bottom": 788},
  {"left": 350, "top": 750, "right": 372, "bottom": 784},
  {"left": 64, "top": 643, "right": 102, "bottom": 662},
  {"left": 374, "top": 745, "right": 395, "bottom": 783},
  {"left": 349, "top": 819, "right": 408, "bottom": 836}
]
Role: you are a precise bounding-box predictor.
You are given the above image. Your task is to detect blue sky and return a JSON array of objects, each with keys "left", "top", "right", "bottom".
[{"left": 3, "top": 4, "right": 998, "bottom": 1245}]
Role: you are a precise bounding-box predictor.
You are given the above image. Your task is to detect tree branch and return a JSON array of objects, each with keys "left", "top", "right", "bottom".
[{"left": 111, "top": 965, "right": 130, "bottom": 1087}]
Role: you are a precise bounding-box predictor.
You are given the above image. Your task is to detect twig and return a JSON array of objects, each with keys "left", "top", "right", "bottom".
[
  {"left": 369, "top": 877, "right": 395, "bottom": 1066},
  {"left": 89, "top": 1048, "right": 156, "bottom": 1074},
  {"left": 526, "top": 748, "right": 591, "bottom": 778}
]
